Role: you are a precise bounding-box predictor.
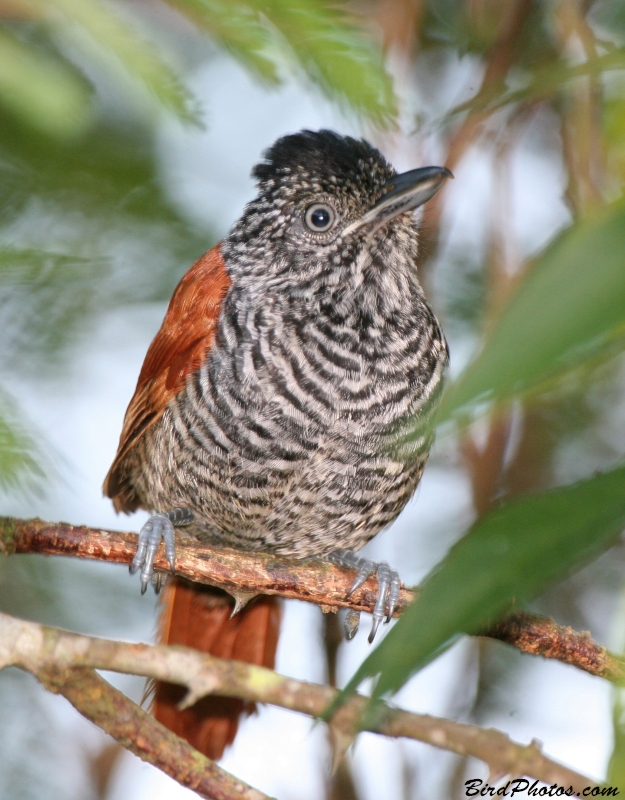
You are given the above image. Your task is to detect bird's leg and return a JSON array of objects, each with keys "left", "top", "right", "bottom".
[
  {"left": 130, "top": 507, "right": 193, "bottom": 594},
  {"left": 328, "top": 549, "right": 401, "bottom": 643}
]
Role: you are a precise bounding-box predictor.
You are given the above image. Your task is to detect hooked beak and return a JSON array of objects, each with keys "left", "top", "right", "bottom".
[{"left": 342, "top": 165, "right": 453, "bottom": 237}]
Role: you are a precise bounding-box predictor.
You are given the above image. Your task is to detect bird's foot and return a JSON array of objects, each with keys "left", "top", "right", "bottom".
[
  {"left": 129, "top": 507, "right": 193, "bottom": 594},
  {"left": 328, "top": 549, "right": 401, "bottom": 643}
]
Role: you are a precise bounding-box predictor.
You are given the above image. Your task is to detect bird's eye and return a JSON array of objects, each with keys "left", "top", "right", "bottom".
[{"left": 304, "top": 203, "right": 336, "bottom": 233}]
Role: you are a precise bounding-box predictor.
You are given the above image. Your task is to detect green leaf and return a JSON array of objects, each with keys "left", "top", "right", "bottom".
[
  {"left": 604, "top": 96, "right": 625, "bottom": 183},
  {"left": 339, "top": 464, "right": 625, "bottom": 702},
  {"left": 0, "top": 393, "right": 44, "bottom": 494},
  {"left": 0, "top": 26, "right": 91, "bottom": 138},
  {"left": 169, "top": 0, "right": 397, "bottom": 123},
  {"left": 255, "top": 0, "right": 397, "bottom": 125},
  {"left": 41, "top": 0, "right": 199, "bottom": 123},
  {"left": 439, "top": 199, "right": 625, "bottom": 420},
  {"left": 169, "top": 0, "right": 280, "bottom": 83},
  {"left": 0, "top": 116, "right": 212, "bottom": 369}
]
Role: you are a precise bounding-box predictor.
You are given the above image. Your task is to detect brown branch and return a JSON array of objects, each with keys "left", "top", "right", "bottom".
[
  {"left": 0, "top": 612, "right": 597, "bottom": 795},
  {"left": 36, "top": 666, "right": 273, "bottom": 800},
  {"left": 1, "top": 515, "right": 623, "bottom": 682},
  {"left": 0, "top": 514, "right": 414, "bottom": 615},
  {"left": 487, "top": 611, "right": 624, "bottom": 681}
]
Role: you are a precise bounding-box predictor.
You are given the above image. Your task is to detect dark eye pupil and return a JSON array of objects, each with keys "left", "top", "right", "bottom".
[{"left": 311, "top": 208, "right": 330, "bottom": 227}]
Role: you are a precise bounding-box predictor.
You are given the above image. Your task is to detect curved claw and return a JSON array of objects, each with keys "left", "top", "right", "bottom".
[
  {"left": 129, "top": 518, "right": 151, "bottom": 576},
  {"left": 346, "top": 559, "right": 376, "bottom": 597},
  {"left": 369, "top": 563, "right": 391, "bottom": 643},
  {"left": 386, "top": 571, "right": 401, "bottom": 622},
  {"left": 152, "top": 571, "right": 167, "bottom": 594},
  {"left": 329, "top": 549, "right": 403, "bottom": 643}
]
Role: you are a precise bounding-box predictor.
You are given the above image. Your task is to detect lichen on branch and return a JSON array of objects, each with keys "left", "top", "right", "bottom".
[
  {"left": 0, "top": 611, "right": 597, "bottom": 795},
  {"left": 0, "top": 515, "right": 623, "bottom": 683}
]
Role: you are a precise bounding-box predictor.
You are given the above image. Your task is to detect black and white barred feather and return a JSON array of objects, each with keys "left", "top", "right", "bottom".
[{"left": 128, "top": 131, "right": 448, "bottom": 557}]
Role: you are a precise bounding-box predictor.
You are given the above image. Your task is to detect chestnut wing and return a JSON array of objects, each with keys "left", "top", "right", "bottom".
[{"left": 103, "top": 245, "right": 231, "bottom": 512}]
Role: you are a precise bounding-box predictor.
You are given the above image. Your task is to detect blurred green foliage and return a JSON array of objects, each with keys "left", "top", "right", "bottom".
[
  {"left": 342, "top": 464, "right": 625, "bottom": 701},
  {"left": 0, "top": 118, "right": 210, "bottom": 367},
  {"left": 0, "top": 25, "right": 92, "bottom": 138},
  {"left": 0, "top": 392, "right": 42, "bottom": 495},
  {"left": 344, "top": 0, "right": 625, "bottom": 722},
  {"left": 0, "top": 0, "right": 395, "bottom": 139},
  {"left": 0, "top": 0, "right": 396, "bottom": 492},
  {"left": 440, "top": 199, "right": 625, "bottom": 420},
  {"left": 2, "top": 0, "right": 625, "bottom": 791},
  {"left": 0, "top": 114, "right": 212, "bottom": 492},
  {"left": 251, "top": 0, "right": 396, "bottom": 122}
]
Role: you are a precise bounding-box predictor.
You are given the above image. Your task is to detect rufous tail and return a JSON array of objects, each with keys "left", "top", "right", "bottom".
[{"left": 153, "top": 578, "right": 281, "bottom": 760}]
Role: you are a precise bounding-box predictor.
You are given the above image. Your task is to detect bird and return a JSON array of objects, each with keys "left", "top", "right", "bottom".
[{"left": 104, "top": 129, "right": 450, "bottom": 760}]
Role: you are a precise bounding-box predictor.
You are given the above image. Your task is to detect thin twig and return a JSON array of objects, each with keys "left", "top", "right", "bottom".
[
  {"left": 0, "top": 611, "right": 597, "bottom": 794},
  {"left": 1, "top": 515, "right": 623, "bottom": 683},
  {"left": 487, "top": 611, "right": 623, "bottom": 681}
]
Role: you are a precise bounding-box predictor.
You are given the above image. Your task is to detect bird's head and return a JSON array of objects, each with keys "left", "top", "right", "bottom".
[{"left": 223, "top": 129, "right": 451, "bottom": 285}]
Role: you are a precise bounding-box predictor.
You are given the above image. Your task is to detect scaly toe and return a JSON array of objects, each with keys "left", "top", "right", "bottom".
[
  {"left": 132, "top": 513, "right": 177, "bottom": 594},
  {"left": 327, "top": 549, "right": 402, "bottom": 643},
  {"left": 347, "top": 559, "right": 376, "bottom": 597},
  {"left": 130, "top": 518, "right": 153, "bottom": 575},
  {"left": 386, "top": 569, "right": 401, "bottom": 622},
  {"left": 368, "top": 562, "right": 392, "bottom": 643}
]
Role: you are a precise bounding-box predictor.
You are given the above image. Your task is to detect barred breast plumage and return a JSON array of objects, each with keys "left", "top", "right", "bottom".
[
  {"left": 104, "top": 129, "right": 451, "bottom": 760},
  {"left": 120, "top": 131, "right": 449, "bottom": 557}
]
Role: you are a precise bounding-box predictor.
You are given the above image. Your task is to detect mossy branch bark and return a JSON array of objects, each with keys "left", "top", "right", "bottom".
[
  {"left": 36, "top": 665, "right": 272, "bottom": 800},
  {"left": 0, "top": 611, "right": 596, "bottom": 795},
  {"left": 0, "top": 515, "right": 623, "bottom": 682}
]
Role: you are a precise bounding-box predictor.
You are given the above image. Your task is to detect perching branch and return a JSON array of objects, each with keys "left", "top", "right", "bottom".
[
  {"left": 0, "top": 515, "right": 623, "bottom": 683},
  {"left": 0, "top": 611, "right": 596, "bottom": 795},
  {"left": 0, "top": 515, "right": 414, "bottom": 613}
]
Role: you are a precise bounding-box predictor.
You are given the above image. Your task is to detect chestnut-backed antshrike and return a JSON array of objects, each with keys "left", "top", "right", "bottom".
[{"left": 104, "top": 130, "right": 450, "bottom": 759}]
